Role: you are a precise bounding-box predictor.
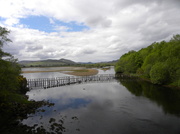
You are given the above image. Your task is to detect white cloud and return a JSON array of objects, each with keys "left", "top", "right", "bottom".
[
  {"left": 49, "top": 18, "right": 55, "bottom": 24},
  {"left": 1, "top": 0, "right": 180, "bottom": 62},
  {"left": 53, "top": 26, "right": 70, "bottom": 32}
]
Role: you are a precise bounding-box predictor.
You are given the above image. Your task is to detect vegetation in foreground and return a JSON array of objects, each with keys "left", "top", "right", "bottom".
[
  {"left": 115, "top": 34, "right": 180, "bottom": 87},
  {"left": 0, "top": 26, "right": 52, "bottom": 132},
  {"left": 0, "top": 26, "right": 29, "bottom": 96}
]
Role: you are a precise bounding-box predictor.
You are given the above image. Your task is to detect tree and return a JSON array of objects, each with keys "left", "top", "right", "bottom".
[
  {"left": 115, "top": 34, "right": 180, "bottom": 86},
  {"left": 170, "top": 34, "right": 180, "bottom": 42},
  {"left": 115, "top": 50, "right": 140, "bottom": 73},
  {"left": 0, "top": 26, "right": 22, "bottom": 92},
  {"left": 0, "top": 27, "right": 12, "bottom": 58},
  {"left": 150, "top": 62, "right": 169, "bottom": 84}
]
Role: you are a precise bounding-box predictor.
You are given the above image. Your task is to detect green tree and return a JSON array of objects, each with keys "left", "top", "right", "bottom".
[
  {"left": 115, "top": 50, "right": 140, "bottom": 73},
  {"left": 115, "top": 34, "right": 180, "bottom": 86},
  {"left": 0, "top": 27, "right": 12, "bottom": 58},
  {"left": 170, "top": 34, "right": 180, "bottom": 42},
  {"left": 150, "top": 62, "right": 169, "bottom": 84},
  {"left": 0, "top": 59, "right": 21, "bottom": 91},
  {"left": 0, "top": 26, "right": 22, "bottom": 92}
]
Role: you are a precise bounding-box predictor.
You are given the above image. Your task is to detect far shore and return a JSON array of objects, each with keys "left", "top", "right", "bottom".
[{"left": 22, "top": 68, "right": 99, "bottom": 76}]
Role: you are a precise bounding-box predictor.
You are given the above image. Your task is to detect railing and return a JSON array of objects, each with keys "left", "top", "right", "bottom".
[{"left": 27, "top": 74, "right": 122, "bottom": 89}]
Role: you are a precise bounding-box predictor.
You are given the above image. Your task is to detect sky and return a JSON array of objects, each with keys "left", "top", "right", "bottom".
[{"left": 0, "top": 0, "right": 180, "bottom": 62}]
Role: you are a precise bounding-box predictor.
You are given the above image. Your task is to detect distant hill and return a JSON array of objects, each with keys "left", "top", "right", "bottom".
[
  {"left": 19, "top": 58, "right": 118, "bottom": 67},
  {"left": 19, "top": 58, "right": 77, "bottom": 67}
]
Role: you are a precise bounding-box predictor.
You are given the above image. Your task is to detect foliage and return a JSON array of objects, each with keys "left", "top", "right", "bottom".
[
  {"left": 150, "top": 62, "right": 169, "bottom": 84},
  {"left": 0, "top": 59, "right": 21, "bottom": 91},
  {"left": 0, "top": 27, "right": 11, "bottom": 58},
  {"left": 115, "top": 50, "right": 143, "bottom": 74},
  {"left": 115, "top": 34, "right": 180, "bottom": 86},
  {"left": 0, "top": 26, "right": 27, "bottom": 94},
  {"left": 82, "top": 62, "right": 116, "bottom": 68}
]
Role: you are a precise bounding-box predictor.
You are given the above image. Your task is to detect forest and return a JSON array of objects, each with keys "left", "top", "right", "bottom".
[{"left": 115, "top": 35, "right": 180, "bottom": 87}]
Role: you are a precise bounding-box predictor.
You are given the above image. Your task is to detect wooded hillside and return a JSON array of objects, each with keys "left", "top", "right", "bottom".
[{"left": 115, "top": 35, "right": 180, "bottom": 86}]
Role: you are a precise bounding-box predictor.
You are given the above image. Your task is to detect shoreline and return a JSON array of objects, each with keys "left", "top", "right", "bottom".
[{"left": 117, "top": 73, "right": 180, "bottom": 89}]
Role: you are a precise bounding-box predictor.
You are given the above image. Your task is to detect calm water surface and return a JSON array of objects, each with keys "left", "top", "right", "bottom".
[{"left": 14, "top": 67, "right": 180, "bottom": 133}]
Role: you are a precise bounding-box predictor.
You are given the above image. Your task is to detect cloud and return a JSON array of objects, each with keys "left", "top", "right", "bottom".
[
  {"left": 1, "top": 0, "right": 180, "bottom": 62},
  {"left": 26, "top": 45, "right": 43, "bottom": 52},
  {"left": 86, "top": 16, "right": 112, "bottom": 28},
  {"left": 53, "top": 26, "right": 70, "bottom": 32}
]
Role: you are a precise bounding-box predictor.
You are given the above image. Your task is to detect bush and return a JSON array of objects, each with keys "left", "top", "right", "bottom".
[
  {"left": 18, "top": 75, "right": 29, "bottom": 94},
  {"left": 150, "top": 62, "right": 169, "bottom": 84},
  {"left": 142, "top": 64, "right": 152, "bottom": 78},
  {"left": 115, "top": 65, "right": 124, "bottom": 73},
  {"left": 0, "top": 59, "right": 21, "bottom": 91}
]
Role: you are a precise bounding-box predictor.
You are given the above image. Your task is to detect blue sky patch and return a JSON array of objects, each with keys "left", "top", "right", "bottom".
[
  {"left": 0, "top": 17, "right": 6, "bottom": 21},
  {"left": 0, "top": 17, "right": 6, "bottom": 24},
  {"left": 19, "top": 16, "right": 89, "bottom": 33}
]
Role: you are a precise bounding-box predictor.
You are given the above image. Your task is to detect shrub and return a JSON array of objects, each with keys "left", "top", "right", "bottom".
[{"left": 150, "top": 62, "right": 169, "bottom": 84}]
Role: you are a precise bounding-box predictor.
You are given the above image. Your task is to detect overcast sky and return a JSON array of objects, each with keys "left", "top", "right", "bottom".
[{"left": 0, "top": 0, "right": 180, "bottom": 62}]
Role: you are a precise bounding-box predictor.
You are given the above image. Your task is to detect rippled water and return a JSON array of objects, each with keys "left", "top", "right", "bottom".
[{"left": 6, "top": 67, "right": 180, "bottom": 133}]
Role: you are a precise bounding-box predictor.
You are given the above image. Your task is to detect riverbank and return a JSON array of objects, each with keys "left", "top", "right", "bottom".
[
  {"left": 117, "top": 73, "right": 180, "bottom": 89},
  {"left": 0, "top": 89, "right": 55, "bottom": 133}
]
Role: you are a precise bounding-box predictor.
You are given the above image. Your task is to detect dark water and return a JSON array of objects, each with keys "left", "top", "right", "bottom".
[{"left": 1, "top": 74, "right": 180, "bottom": 133}]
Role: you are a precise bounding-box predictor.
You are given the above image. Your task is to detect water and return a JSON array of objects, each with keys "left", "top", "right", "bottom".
[
  {"left": 22, "top": 66, "right": 115, "bottom": 79},
  {"left": 22, "top": 67, "right": 83, "bottom": 79},
  {"left": 3, "top": 67, "right": 180, "bottom": 134},
  {"left": 23, "top": 80, "right": 180, "bottom": 134}
]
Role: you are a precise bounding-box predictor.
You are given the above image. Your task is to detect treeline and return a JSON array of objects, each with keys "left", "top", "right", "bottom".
[
  {"left": 77, "top": 62, "right": 116, "bottom": 68},
  {"left": 115, "top": 35, "right": 180, "bottom": 86},
  {"left": 20, "top": 62, "right": 116, "bottom": 68}
]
